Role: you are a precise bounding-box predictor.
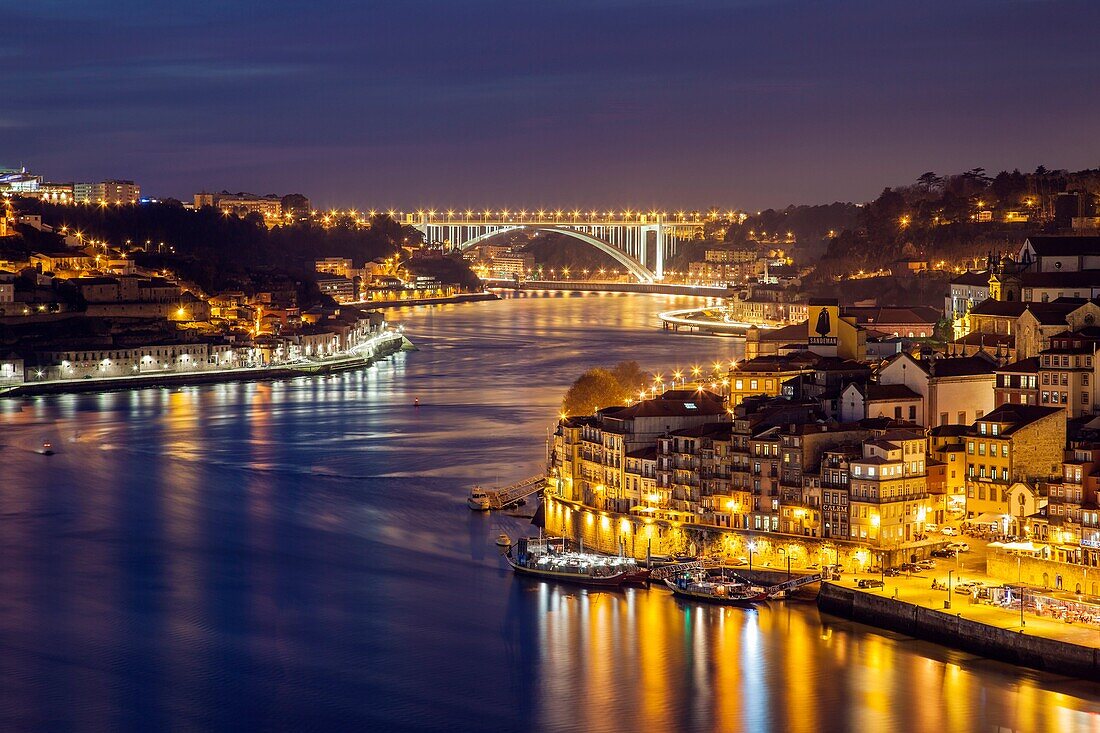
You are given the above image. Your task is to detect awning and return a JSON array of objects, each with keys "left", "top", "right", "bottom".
[
  {"left": 1001, "top": 541, "right": 1044, "bottom": 553},
  {"left": 968, "top": 512, "right": 1005, "bottom": 525}
]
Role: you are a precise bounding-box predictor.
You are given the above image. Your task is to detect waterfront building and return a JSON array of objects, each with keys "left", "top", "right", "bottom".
[
  {"left": 820, "top": 446, "right": 861, "bottom": 539},
  {"left": 316, "top": 276, "right": 357, "bottom": 303},
  {"left": 490, "top": 253, "right": 534, "bottom": 280},
  {"left": 550, "top": 389, "right": 728, "bottom": 513},
  {"left": 778, "top": 423, "right": 873, "bottom": 536},
  {"left": 928, "top": 425, "right": 968, "bottom": 520},
  {"left": 848, "top": 429, "right": 932, "bottom": 546},
  {"left": 74, "top": 180, "right": 140, "bottom": 204},
  {"left": 963, "top": 404, "right": 1066, "bottom": 531},
  {"left": 0, "top": 354, "right": 24, "bottom": 386}
]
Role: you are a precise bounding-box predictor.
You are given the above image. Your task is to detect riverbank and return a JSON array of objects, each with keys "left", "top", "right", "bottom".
[
  {"left": 818, "top": 582, "right": 1100, "bottom": 678},
  {"left": 543, "top": 493, "right": 1099, "bottom": 679},
  {"left": 486, "top": 280, "right": 731, "bottom": 297},
  {"left": 361, "top": 292, "right": 499, "bottom": 309},
  {"left": 1, "top": 332, "right": 410, "bottom": 397}
]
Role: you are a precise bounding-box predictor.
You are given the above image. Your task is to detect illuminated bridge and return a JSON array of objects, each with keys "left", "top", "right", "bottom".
[{"left": 404, "top": 210, "right": 707, "bottom": 282}]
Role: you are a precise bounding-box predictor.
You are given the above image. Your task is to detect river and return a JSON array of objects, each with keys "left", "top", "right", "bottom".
[{"left": 0, "top": 291, "right": 1097, "bottom": 732}]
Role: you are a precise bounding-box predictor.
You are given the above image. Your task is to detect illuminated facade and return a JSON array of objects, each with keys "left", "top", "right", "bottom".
[{"left": 74, "top": 180, "right": 140, "bottom": 204}]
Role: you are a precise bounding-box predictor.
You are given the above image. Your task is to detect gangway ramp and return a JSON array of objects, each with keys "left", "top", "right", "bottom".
[{"left": 487, "top": 475, "right": 545, "bottom": 509}]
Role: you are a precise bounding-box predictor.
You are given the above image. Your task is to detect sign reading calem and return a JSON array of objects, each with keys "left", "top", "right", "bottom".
[{"left": 808, "top": 300, "right": 839, "bottom": 346}]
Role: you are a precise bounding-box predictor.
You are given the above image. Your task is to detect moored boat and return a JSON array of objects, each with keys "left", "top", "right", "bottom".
[
  {"left": 467, "top": 486, "right": 491, "bottom": 511},
  {"left": 495, "top": 533, "right": 511, "bottom": 547},
  {"left": 664, "top": 572, "right": 767, "bottom": 605},
  {"left": 506, "top": 537, "right": 650, "bottom": 587}
]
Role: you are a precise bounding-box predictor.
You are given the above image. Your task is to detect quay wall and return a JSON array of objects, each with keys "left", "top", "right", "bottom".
[
  {"left": 363, "top": 292, "right": 499, "bottom": 309},
  {"left": 818, "top": 583, "right": 1100, "bottom": 678},
  {"left": 3, "top": 334, "right": 406, "bottom": 397}
]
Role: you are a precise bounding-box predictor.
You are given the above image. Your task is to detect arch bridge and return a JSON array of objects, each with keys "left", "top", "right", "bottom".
[{"left": 407, "top": 211, "right": 706, "bottom": 282}]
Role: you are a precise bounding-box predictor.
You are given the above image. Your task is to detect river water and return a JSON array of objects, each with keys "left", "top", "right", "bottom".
[{"left": 1, "top": 291, "right": 1097, "bottom": 732}]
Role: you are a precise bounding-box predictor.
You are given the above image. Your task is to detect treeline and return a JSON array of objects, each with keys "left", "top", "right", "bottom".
[
  {"left": 815, "top": 166, "right": 1100, "bottom": 280},
  {"left": 15, "top": 199, "right": 427, "bottom": 294}
]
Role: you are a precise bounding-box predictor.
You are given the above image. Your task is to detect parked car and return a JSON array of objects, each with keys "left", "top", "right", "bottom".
[
  {"left": 946, "top": 542, "right": 970, "bottom": 552},
  {"left": 924, "top": 523, "right": 939, "bottom": 533},
  {"left": 930, "top": 549, "right": 957, "bottom": 558},
  {"left": 884, "top": 567, "right": 902, "bottom": 577},
  {"left": 916, "top": 559, "right": 937, "bottom": 570},
  {"left": 954, "top": 580, "right": 985, "bottom": 594},
  {"left": 941, "top": 526, "right": 958, "bottom": 536},
  {"left": 899, "top": 562, "right": 923, "bottom": 573},
  {"left": 857, "top": 578, "right": 885, "bottom": 589}
]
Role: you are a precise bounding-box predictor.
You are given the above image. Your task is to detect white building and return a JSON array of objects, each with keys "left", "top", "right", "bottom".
[{"left": 877, "top": 353, "right": 997, "bottom": 427}]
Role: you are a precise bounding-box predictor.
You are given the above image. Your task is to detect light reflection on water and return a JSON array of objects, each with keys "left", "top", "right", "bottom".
[{"left": 0, "top": 292, "right": 1096, "bottom": 732}]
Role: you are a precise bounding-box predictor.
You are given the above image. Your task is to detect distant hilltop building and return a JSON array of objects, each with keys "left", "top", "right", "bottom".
[
  {"left": 194, "top": 191, "right": 311, "bottom": 223},
  {"left": 73, "top": 180, "right": 141, "bottom": 204},
  {"left": 0, "top": 166, "right": 42, "bottom": 194},
  {"left": 1, "top": 167, "right": 132, "bottom": 204}
]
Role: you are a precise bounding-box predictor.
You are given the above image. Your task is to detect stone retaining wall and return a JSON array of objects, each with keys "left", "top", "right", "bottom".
[{"left": 818, "top": 582, "right": 1099, "bottom": 678}]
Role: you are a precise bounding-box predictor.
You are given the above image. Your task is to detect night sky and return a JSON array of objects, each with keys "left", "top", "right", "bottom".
[{"left": 7, "top": 0, "right": 1099, "bottom": 210}]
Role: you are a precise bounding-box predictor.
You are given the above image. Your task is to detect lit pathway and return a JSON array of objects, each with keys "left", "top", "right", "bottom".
[{"left": 842, "top": 563, "right": 1100, "bottom": 649}]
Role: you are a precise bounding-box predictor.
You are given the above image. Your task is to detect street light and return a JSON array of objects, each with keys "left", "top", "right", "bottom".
[{"left": 748, "top": 541, "right": 756, "bottom": 573}]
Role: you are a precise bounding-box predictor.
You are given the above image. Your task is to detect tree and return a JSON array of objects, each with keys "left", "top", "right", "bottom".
[
  {"left": 561, "top": 360, "right": 652, "bottom": 415},
  {"left": 916, "top": 172, "right": 943, "bottom": 193}
]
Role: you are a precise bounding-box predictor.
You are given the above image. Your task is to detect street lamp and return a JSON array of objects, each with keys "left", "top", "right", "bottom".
[
  {"left": 946, "top": 569, "right": 953, "bottom": 609},
  {"left": 748, "top": 541, "right": 756, "bottom": 573}
]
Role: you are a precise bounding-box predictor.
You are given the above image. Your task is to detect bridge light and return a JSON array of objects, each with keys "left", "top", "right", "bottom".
[{"left": 465, "top": 210, "right": 473, "bottom": 217}]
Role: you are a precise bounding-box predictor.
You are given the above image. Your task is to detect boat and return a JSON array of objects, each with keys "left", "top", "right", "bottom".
[
  {"left": 467, "top": 486, "right": 491, "bottom": 511},
  {"left": 664, "top": 571, "right": 767, "bottom": 605},
  {"left": 39, "top": 441, "right": 54, "bottom": 456},
  {"left": 495, "top": 533, "right": 511, "bottom": 547},
  {"left": 505, "top": 537, "right": 650, "bottom": 587}
]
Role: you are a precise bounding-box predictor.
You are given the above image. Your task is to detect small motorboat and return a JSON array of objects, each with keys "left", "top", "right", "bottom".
[
  {"left": 39, "top": 441, "right": 54, "bottom": 456},
  {"left": 467, "top": 486, "right": 491, "bottom": 511},
  {"left": 496, "top": 533, "right": 511, "bottom": 547}
]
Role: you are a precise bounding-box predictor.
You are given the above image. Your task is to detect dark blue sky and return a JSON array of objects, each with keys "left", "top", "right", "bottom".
[{"left": 7, "top": 0, "right": 1099, "bottom": 210}]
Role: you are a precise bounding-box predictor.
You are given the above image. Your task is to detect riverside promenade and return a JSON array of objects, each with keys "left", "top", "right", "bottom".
[
  {"left": 820, "top": 579, "right": 1100, "bottom": 678},
  {"left": 1, "top": 330, "right": 409, "bottom": 397}
]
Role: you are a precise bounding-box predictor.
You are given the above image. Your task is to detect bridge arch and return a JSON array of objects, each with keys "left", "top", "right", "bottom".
[{"left": 455, "top": 225, "right": 655, "bottom": 283}]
